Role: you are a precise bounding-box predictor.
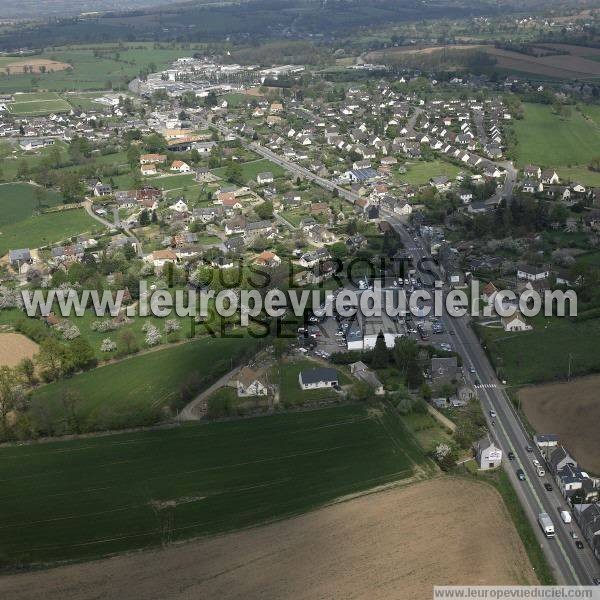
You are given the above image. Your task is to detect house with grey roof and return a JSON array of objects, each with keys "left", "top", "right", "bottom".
[
  {"left": 299, "top": 368, "right": 339, "bottom": 390},
  {"left": 474, "top": 434, "right": 502, "bottom": 470}
]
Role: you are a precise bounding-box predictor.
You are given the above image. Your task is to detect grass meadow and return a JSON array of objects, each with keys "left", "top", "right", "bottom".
[
  {"left": 513, "top": 103, "right": 600, "bottom": 168},
  {"left": 0, "top": 402, "right": 432, "bottom": 568},
  {"left": 29, "top": 335, "right": 262, "bottom": 431}
]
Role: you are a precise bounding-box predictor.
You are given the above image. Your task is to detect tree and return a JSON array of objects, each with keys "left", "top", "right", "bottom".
[
  {"left": 0, "top": 366, "right": 22, "bottom": 438},
  {"left": 68, "top": 337, "right": 97, "bottom": 371},
  {"left": 139, "top": 209, "right": 150, "bottom": 226},
  {"left": 36, "top": 338, "right": 69, "bottom": 381},
  {"left": 255, "top": 200, "right": 274, "bottom": 219},
  {"left": 18, "top": 358, "right": 36, "bottom": 386},
  {"left": 433, "top": 443, "right": 457, "bottom": 471},
  {"left": 371, "top": 332, "right": 388, "bottom": 369},
  {"left": 16, "top": 161, "right": 30, "bottom": 181},
  {"left": 59, "top": 172, "right": 85, "bottom": 203},
  {"left": 119, "top": 329, "right": 139, "bottom": 355},
  {"left": 225, "top": 161, "right": 244, "bottom": 185},
  {"left": 204, "top": 91, "right": 218, "bottom": 107}
]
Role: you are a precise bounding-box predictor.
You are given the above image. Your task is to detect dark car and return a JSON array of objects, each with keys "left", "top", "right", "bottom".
[
  {"left": 592, "top": 577, "right": 600, "bottom": 585},
  {"left": 517, "top": 469, "right": 526, "bottom": 481},
  {"left": 525, "top": 445, "right": 533, "bottom": 453},
  {"left": 508, "top": 452, "right": 515, "bottom": 461},
  {"left": 544, "top": 483, "right": 553, "bottom": 492},
  {"left": 575, "top": 541, "right": 584, "bottom": 550}
]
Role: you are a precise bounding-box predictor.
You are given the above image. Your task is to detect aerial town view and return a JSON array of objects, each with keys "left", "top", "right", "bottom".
[{"left": 0, "top": 0, "right": 600, "bottom": 598}]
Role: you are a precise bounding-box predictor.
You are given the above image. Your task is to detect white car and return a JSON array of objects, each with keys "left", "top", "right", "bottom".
[
  {"left": 533, "top": 459, "right": 541, "bottom": 468},
  {"left": 489, "top": 410, "right": 497, "bottom": 418}
]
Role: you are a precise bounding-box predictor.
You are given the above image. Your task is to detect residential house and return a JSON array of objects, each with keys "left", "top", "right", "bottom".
[
  {"left": 517, "top": 264, "right": 549, "bottom": 281},
  {"left": 170, "top": 160, "right": 191, "bottom": 173},
  {"left": 254, "top": 251, "right": 281, "bottom": 268},
  {"left": 501, "top": 311, "right": 532, "bottom": 332},
  {"left": 93, "top": 182, "right": 112, "bottom": 197},
  {"left": 474, "top": 435, "right": 502, "bottom": 470},
  {"left": 236, "top": 367, "right": 269, "bottom": 397},
  {"left": 147, "top": 249, "right": 178, "bottom": 269},
  {"left": 140, "top": 154, "right": 166, "bottom": 165},
  {"left": 256, "top": 172, "right": 274, "bottom": 185},
  {"left": 541, "top": 169, "right": 559, "bottom": 185},
  {"left": 8, "top": 248, "right": 31, "bottom": 269},
  {"left": 349, "top": 361, "right": 384, "bottom": 395},
  {"left": 523, "top": 165, "right": 541, "bottom": 179},
  {"left": 298, "top": 367, "right": 339, "bottom": 390}
]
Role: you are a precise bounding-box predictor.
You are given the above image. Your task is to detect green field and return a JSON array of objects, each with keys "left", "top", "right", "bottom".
[
  {"left": 0, "top": 182, "right": 64, "bottom": 227},
  {"left": 0, "top": 184, "right": 97, "bottom": 256},
  {"left": 0, "top": 402, "right": 432, "bottom": 568},
  {"left": 476, "top": 314, "right": 600, "bottom": 385},
  {"left": 0, "top": 45, "right": 198, "bottom": 93},
  {"left": 398, "top": 160, "right": 462, "bottom": 186},
  {"left": 30, "top": 336, "right": 262, "bottom": 432},
  {"left": 211, "top": 159, "right": 286, "bottom": 183},
  {"left": 513, "top": 104, "right": 600, "bottom": 167}
]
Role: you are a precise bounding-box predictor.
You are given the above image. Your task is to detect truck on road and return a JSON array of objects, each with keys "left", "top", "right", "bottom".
[{"left": 538, "top": 512, "right": 555, "bottom": 538}]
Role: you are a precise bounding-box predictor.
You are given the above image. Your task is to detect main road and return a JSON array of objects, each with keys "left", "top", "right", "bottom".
[
  {"left": 206, "top": 112, "right": 599, "bottom": 584},
  {"left": 385, "top": 211, "right": 600, "bottom": 587}
]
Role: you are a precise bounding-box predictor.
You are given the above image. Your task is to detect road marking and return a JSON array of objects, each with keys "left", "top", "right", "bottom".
[{"left": 475, "top": 383, "right": 497, "bottom": 389}]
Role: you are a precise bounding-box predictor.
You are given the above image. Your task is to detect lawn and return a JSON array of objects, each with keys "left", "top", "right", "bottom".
[
  {"left": 211, "top": 159, "right": 286, "bottom": 184},
  {"left": 29, "top": 336, "right": 262, "bottom": 431},
  {"left": 398, "top": 160, "right": 462, "bottom": 186},
  {"left": 8, "top": 98, "right": 72, "bottom": 116},
  {"left": 554, "top": 165, "right": 600, "bottom": 187},
  {"left": 0, "top": 402, "right": 432, "bottom": 568},
  {"left": 273, "top": 359, "right": 351, "bottom": 407},
  {"left": 0, "top": 182, "right": 65, "bottom": 227},
  {"left": 475, "top": 314, "right": 600, "bottom": 385},
  {"left": 512, "top": 103, "right": 600, "bottom": 167},
  {"left": 0, "top": 207, "right": 98, "bottom": 257}
]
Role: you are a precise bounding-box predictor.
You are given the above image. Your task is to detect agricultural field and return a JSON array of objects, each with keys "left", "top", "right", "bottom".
[
  {"left": 29, "top": 335, "right": 262, "bottom": 431},
  {"left": 512, "top": 103, "right": 600, "bottom": 168},
  {"left": 0, "top": 402, "right": 433, "bottom": 568},
  {"left": 0, "top": 478, "right": 537, "bottom": 599},
  {"left": 475, "top": 314, "right": 600, "bottom": 385},
  {"left": 0, "top": 44, "right": 200, "bottom": 93},
  {"left": 0, "top": 333, "right": 39, "bottom": 368},
  {"left": 0, "top": 58, "right": 71, "bottom": 75},
  {"left": 398, "top": 160, "right": 462, "bottom": 186},
  {"left": 7, "top": 92, "right": 72, "bottom": 116},
  {"left": 519, "top": 375, "right": 600, "bottom": 474}
]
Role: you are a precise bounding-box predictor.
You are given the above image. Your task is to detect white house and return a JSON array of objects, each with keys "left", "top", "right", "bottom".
[
  {"left": 517, "top": 264, "right": 549, "bottom": 281},
  {"left": 474, "top": 435, "right": 502, "bottom": 470},
  {"left": 169, "top": 199, "right": 189, "bottom": 213},
  {"left": 147, "top": 249, "right": 178, "bottom": 269},
  {"left": 256, "top": 172, "right": 274, "bottom": 185},
  {"left": 170, "top": 160, "right": 191, "bottom": 173},
  {"left": 501, "top": 311, "right": 532, "bottom": 332},
  {"left": 298, "top": 368, "right": 339, "bottom": 390},
  {"left": 141, "top": 164, "right": 158, "bottom": 176},
  {"left": 236, "top": 367, "right": 269, "bottom": 397}
]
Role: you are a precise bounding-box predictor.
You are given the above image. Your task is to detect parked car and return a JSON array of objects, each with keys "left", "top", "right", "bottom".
[
  {"left": 517, "top": 469, "right": 526, "bottom": 481},
  {"left": 575, "top": 541, "right": 584, "bottom": 550},
  {"left": 592, "top": 577, "right": 600, "bottom": 585}
]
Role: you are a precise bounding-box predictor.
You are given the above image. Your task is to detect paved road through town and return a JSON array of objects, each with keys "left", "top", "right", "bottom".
[{"left": 385, "top": 211, "right": 600, "bottom": 587}]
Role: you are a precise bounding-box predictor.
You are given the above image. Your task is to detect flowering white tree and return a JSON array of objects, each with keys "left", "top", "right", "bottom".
[
  {"left": 145, "top": 325, "right": 162, "bottom": 346},
  {"left": 62, "top": 324, "right": 81, "bottom": 340},
  {"left": 164, "top": 319, "right": 180, "bottom": 334},
  {"left": 100, "top": 338, "right": 117, "bottom": 352},
  {"left": 434, "top": 443, "right": 451, "bottom": 462}
]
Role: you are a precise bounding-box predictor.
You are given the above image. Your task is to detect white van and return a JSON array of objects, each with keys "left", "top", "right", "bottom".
[{"left": 560, "top": 510, "right": 572, "bottom": 524}]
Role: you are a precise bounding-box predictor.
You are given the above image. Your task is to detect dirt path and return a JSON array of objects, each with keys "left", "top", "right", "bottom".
[
  {"left": 176, "top": 366, "right": 240, "bottom": 420},
  {"left": 0, "top": 477, "right": 537, "bottom": 600}
]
